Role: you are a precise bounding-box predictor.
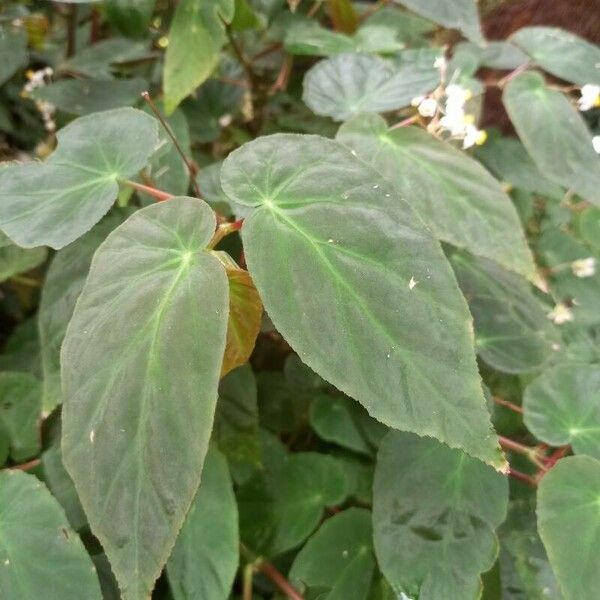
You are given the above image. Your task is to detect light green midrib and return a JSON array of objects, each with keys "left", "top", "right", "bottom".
[{"left": 260, "top": 203, "right": 490, "bottom": 446}]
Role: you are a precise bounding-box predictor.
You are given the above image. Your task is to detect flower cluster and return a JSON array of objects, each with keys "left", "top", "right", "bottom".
[
  {"left": 577, "top": 84, "right": 600, "bottom": 111},
  {"left": 411, "top": 80, "right": 487, "bottom": 150},
  {"left": 547, "top": 302, "right": 574, "bottom": 325},
  {"left": 571, "top": 257, "right": 596, "bottom": 278},
  {"left": 22, "top": 67, "right": 56, "bottom": 133}
]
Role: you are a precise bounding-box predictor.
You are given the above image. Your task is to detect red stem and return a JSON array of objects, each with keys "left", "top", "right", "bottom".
[
  {"left": 2, "top": 458, "right": 41, "bottom": 472},
  {"left": 257, "top": 561, "right": 304, "bottom": 600},
  {"left": 493, "top": 396, "right": 523, "bottom": 414},
  {"left": 122, "top": 180, "right": 172, "bottom": 202},
  {"left": 508, "top": 467, "right": 537, "bottom": 487}
]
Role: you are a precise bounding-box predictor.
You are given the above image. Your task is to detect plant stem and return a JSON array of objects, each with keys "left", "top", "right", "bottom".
[
  {"left": 256, "top": 560, "right": 304, "bottom": 600},
  {"left": 240, "top": 544, "right": 304, "bottom": 600},
  {"left": 2, "top": 458, "right": 41, "bottom": 472},
  {"left": 224, "top": 24, "right": 257, "bottom": 90},
  {"left": 66, "top": 3, "right": 78, "bottom": 58},
  {"left": 507, "top": 467, "right": 537, "bottom": 487},
  {"left": 242, "top": 563, "right": 254, "bottom": 600},
  {"left": 493, "top": 396, "right": 523, "bottom": 414},
  {"left": 499, "top": 435, "right": 549, "bottom": 471},
  {"left": 208, "top": 219, "right": 244, "bottom": 249},
  {"left": 121, "top": 179, "right": 172, "bottom": 202},
  {"left": 140, "top": 91, "right": 202, "bottom": 198},
  {"left": 390, "top": 115, "right": 420, "bottom": 130}
]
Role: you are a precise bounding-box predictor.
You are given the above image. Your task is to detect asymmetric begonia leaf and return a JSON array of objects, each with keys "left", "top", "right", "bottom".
[
  {"left": 510, "top": 27, "right": 600, "bottom": 86},
  {"left": 0, "top": 471, "right": 102, "bottom": 599},
  {"left": 537, "top": 456, "right": 600, "bottom": 600},
  {"left": 61, "top": 198, "right": 229, "bottom": 600},
  {"left": 450, "top": 252, "right": 558, "bottom": 373},
  {"left": 503, "top": 72, "right": 600, "bottom": 206},
  {"left": 337, "top": 114, "right": 535, "bottom": 278},
  {"left": 373, "top": 432, "right": 509, "bottom": 600},
  {"left": 221, "top": 133, "right": 504, "bottom": 467},
  {"left": 166, "top": 447, "right": 238, "bottom": 600},
  {"left": 238, "top": 450, "right": 349, "bottom": 555},
  {"left": 30, "top": 78, "right": 147, "bottom": 115},
  {"left": 524, "top": 364, "right": 600, "bottom": 458},
  {"left": 289, "top": 508, "right": 375, "bottom": 600},
  {"left": 163, "top": 0, "right": 234, "bottom": 113},
  {"left": 0, "top": 108, "right": 159, "bottom": 249},
  {"left": 475, "top": 133, "right": 564, "bottom": 199},
  {"left": 302, "top": 52, "right": 440, "bottom": 121},
  {"left": 38, "top": 213, "right": 126, "bottom": 412},
  {"left": 394, "top": 0, "right": 484, "bottom": 45}
]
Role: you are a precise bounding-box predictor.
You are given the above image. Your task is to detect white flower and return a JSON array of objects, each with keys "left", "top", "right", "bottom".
[
  {"left": 434, "top": 55, "right": 447, "bottom": 71},
  {"left": 463, "top": 123, "right": 488, "bottom": 149},
  {"left": 577, "top": 84, "right": 600, "bottom": 111},
  {"left": 593, "top": 136, "right": 600, "bottom": 153},
  {"left": 547, "top": 303, "right": 574, "bottom": 325},
  {"left": 440, "top": 110, "right": 467, "bottom": 135},
  {"left": 416, "top": 97, "right": 438, "bottom": 117},
  {"left": 218, "top": 113, "right": 232, "bottom": 127},
  {"left": 445, "top": 84, "right": 472, "bottom": 108},
  {"left": 411, "top": 95, "right": 425, "bottom": 107},
  {"left": 571, "top": 257, "right": 596, "bottom": 278}
]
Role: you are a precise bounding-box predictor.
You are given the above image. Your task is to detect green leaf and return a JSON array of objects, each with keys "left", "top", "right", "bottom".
[
  {"left": 163, "top": 0, "right": 235, "bottom": 113},
  {"left": 30, "top": 78, "right": 147, "bottom": 115},
  {"left": 303, "top": 52, "right": 440, "bottom": 121},
  {"left": 310, "top": 394, "right": 378, "bottom": 456},
  {"left": 524, "top": 364, "right": 600, "bottom": 458},
  {"left": 0, "top": 319, "right": 41, "bottom": 377},
  {"left": 104, "top": 0, "right": 157, "bottom": 38},
  {"left": 503, "top": 71, "right": 600, "bottom": 206},
  {"left": 0, "top": 25, "right": 27, "bottom": 86},
  {"left": 450, "top": 252, "right": 558, "bottom": 374},
  {"left": 537, "top": 455, "right": 600, "bottom": 600},
  {"left": 373, "top": 432, "right": 509, "bottom": 600},
  {"left": 221, "top": 133, "right": 504, "bottom": 466},
  {"left": 0, "top": 372, "right": 41, "bottom": 462},
  {"left": 60, "top": 38, "right": 151, "bottom": 79},
  {"left": 393, "top": 0, "right": 484, "bottom": 45},
  {"left": 214, "top": 364, "right": 261, "bottom": 466},
  {"left": 578, "top": 207, "right": 600, "bottom": 251},
  {"left": 285, "top": 21, "right": 357, "bottom": 56},
  {"left": 337, "top": 114, "right": 535, "bottom": 278},
  {"left": 167, "top": 447, "right": 238, "bottom": 600},
  {"left": 498, "top": 500, "right": 562, "bottom": 600},
  {"left": 289, "top": 508, "right": 375, "bottom": 600},
  {"left": 61, "top": 198, "right": 229, "bottom": 599},
  {"left": 510, "top": 27, "right": 600, "bottom": 86},
  {"left": 42, "top": 438, "right": 87, "bottom": 531},
  {"left": 0, "top": 108, "right": 159, "bottom": 249},
  {"left": 238, "top": 450, "right": 348, "bottom": 555},
  {"left": 475, "top": 132, "right": 564, "bottom": 199},
  {"left": 38, "top": 214, "right": 126, "bottom": 412},
  {"left": 0, "top": 243, "right": 46, "bottom": 283},
  {"left": 0, "top": 470, "right": 102, "bottom": 599}
]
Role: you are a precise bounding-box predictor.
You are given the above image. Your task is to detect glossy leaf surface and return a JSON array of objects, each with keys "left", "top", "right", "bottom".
[
  {"left": 61, "top": 198, "right": 229, "bottom": 599},
  {"left": 221, "top": 133, "right": 503, "bottom": 466}
]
